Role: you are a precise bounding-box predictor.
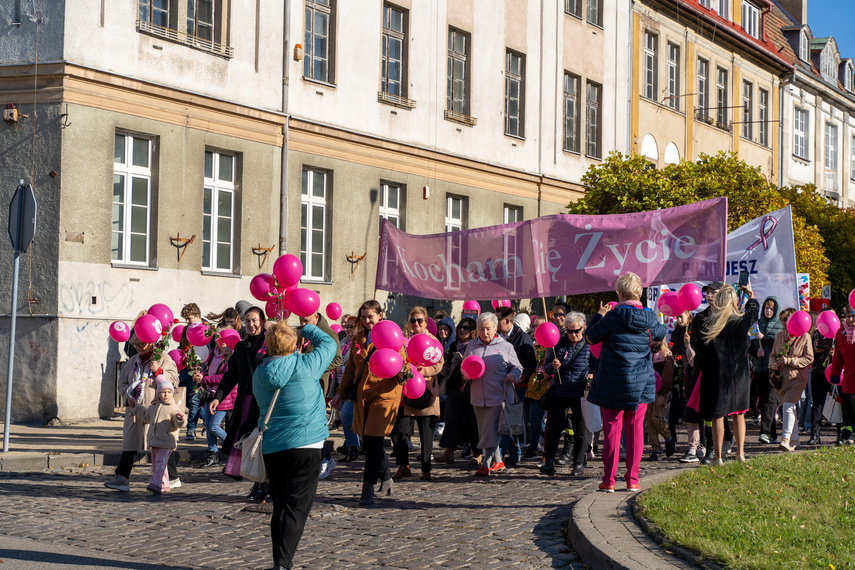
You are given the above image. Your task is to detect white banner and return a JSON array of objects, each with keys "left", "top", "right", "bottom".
[{"left": 647, "top": 206, "right": 799, "bottom": 312}]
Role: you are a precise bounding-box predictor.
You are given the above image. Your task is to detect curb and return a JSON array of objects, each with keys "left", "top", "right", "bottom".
[{"left": 0, "top": 448, "right": 209, "bottom": 472}]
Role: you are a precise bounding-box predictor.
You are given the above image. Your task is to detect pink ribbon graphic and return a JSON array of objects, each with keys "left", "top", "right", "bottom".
[{"left": 747, "top": 216, "right": 777, "bottom": 251}]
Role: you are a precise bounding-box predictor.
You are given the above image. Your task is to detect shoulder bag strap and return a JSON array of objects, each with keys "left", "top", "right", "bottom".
[
  {"left": 551, "top": 342, "right": 585, "bottom": 385},
  {"left": 260, "top": 389, "right": 280, "bottom": 434},
  {"left": 355, "top": 346, "right": 376, "bottom": 383}
]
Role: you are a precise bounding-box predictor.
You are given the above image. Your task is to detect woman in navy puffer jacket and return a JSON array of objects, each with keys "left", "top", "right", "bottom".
[{"left": 585, "top": 272, "right": 666, "bottom": 492}]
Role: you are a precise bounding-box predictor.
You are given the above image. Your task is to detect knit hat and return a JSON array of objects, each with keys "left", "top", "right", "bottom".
[
  {"left": 513, "top": 313, "right": 531, "bottom": 332},
  {"left": 156, "top": 376, "right": 173, "bottom": 396}
]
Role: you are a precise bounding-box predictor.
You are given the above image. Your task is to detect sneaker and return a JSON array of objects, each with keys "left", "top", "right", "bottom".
[
  {"left": 475, "top": 466, "right": 490, "bottom": 477},
  {"left": 185, "top": 430, "right": 196, "bottom": 441},
  {"left": 696, "top": 445, "right": 706, "bottom": 459},
  {"left": 626, "top": 484, "right": 641, "bottom": 492},
  {"left": 104, "top": 475, "right": 129, "bottom": 492},
  {"left": 664, "top": 438, "right": 677, "bottom": 457},
  {"left": 701, "top": 451, "right": 717, "bottom": 465},
  {"left": 168, "top": 478, "right": 181, "bottom": 489},
  {"left": 758, "top": 434, "right": 770, "bottom": 444},
  {"left": 521, "top": 448, "right": 538, "bottom": 461},
  {"left": 489, "top": 461, "right": 505, "bottom": 472},
  {"left": 598, "top": 483, "right": 615, "bottom": 493},
  {"left": 724, "top": 440, "right": 734, "bottom": 456},
  {"left": 319, "top": 458, "right": 337, "bottom": 480},
  {"left": 648, "top": 451, "right": 661, "bottom": 462},
  {"left": 679, "top": 451, "right": 699, "bottom": 463},
  {"left": 200, "top": 452, "right": 219, "bottom": 468},
  {"left": 779, "top": 439, "right": 797, "bottom": 452},
  {"left": 434, "top": 422, "right": 445, "bottom": 437}
]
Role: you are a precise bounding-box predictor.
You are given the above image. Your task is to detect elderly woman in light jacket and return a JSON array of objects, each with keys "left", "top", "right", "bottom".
[{"left": 461, "top": 312, "right": 523, "bottom": 477}]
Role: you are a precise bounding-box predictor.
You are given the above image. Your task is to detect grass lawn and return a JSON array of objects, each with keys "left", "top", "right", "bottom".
[{"left": 636, "top": 447, "right": 855, "bottom": 569}]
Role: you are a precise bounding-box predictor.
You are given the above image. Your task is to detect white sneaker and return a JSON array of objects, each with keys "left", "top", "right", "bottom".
[
  {"left": 724, "top": 440, "right": 734, "bottom": 456},
  {"left": 319, "top": 458, "right": 337, "bottom": 480},
  {"left": 104, "top": 475, "right": 129, "bottom": 492},
  {"left": 434, "top": 422, "right": 445, "bottom": 437},
  {"left": 169, "top": 478, "right": 182, "bottom": 488}
]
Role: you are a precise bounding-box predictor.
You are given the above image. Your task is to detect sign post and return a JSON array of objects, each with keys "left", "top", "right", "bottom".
[{"left": 4, "top": 180, "right": 37, "bottom": 453}]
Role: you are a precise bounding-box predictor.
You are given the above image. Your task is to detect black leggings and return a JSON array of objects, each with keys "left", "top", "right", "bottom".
[
  {"left": 115, "top": 450, "right": 177, "bottom": 480},
  {"left": 362, "top": 435, "right": 391, "bottom": 485},
  {"left": 543, "top": 394, "right": 589, "bottom": 466},
  {"left": 394, "top": 415, "right": 435, "bottom": 472},
  {"left": 263, "top": 448, "right": 322, "bottom": 569}
]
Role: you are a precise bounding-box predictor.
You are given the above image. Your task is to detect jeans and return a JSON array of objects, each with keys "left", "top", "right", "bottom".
[
  {"left": 341, "top": 400, "right": 360, "bottom": 448},
  {"left": 601, "top": 404, "right": 646, "bottom": 487},
  {"left": 526, "top": 398, "right": 546, "bottom": 453},
  {"left": 781, "top": 401, "right": 799, "bottom": 442},
  {"left": 499, "top": 387, "right": 529, "bottom": 461},
  {"left": 201, "top": 406, "right": 227, "bottom": 453},
  {"left": 179, "top": 371, "right": 201, "bottom": 431},
  {"left": 263, "top": 448, "right": 322, "bottom": 569},
  {"left": 543, "top": 394, "right": 589, "bottom": 466}
]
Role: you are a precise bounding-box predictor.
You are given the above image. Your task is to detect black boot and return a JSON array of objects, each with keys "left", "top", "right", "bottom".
[
  {"left": 555, "top": 432, "right": 573, "bottom": 465},
  {"left": 341, "top": 445, "right": 359, "bottom": 462},
  {"left": 247, "top": 482, "right": 268, "bottom": 502},
  {"left": 359, "top": 481, "right": 375, "bottom": 506},
  {"left": 246, "top": 482, "right": 261, "bottom": 500},
  {"left": 539, "top": 458, "right": 556, "bottom": 476}
]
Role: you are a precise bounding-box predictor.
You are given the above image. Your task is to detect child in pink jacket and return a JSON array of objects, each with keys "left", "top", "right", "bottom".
[{"left": 132, "top": 377, "right": 186, "bottom": 494}]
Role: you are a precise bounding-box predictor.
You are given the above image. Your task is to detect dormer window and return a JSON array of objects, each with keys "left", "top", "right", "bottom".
[
  {"left": 845, "top": 62, "right": 854, "bottom": 91},
  {"left": 821, "top": 46, "right": 838, "bottom": 82},
  {"left": 799, "top": 30, "right": 809, "bottom": 62},
  {"left": 741, "top": 1, "right": 759, "bottom": 39}
]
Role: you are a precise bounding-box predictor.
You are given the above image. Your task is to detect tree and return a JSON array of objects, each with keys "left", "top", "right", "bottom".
[{"left": 564, "top": 152, "right": 829, "bottom": 311}]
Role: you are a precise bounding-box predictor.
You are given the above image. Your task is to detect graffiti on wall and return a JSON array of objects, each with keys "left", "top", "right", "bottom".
[{"left": 59, "top": 280, "right": 135, "bottom": 316}]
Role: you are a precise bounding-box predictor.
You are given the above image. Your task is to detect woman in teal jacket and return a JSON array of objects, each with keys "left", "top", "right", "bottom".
[{"left": 253, "top": 321, "right": 336, "bottom": 570}]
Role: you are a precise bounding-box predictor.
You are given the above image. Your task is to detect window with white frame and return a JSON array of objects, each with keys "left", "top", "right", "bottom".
[
  {"left": 563, "top": 72, "right": 580, "bottom": 153},
  {"left": 301, "top": 168, "right": 329, "bottom": 281},
  {"left": 741, "top": 1, "right": 759, "bottom": 39},
  {"left": 587, "top": 0, "right": 602, "bottom": 27},
  {"left": 825, "top": 123, "right": 838, "bottom": 172},
  {"left": 845, "top": 63, "right": 853, "bottom": 91},
  {"left": 187, "top": 0, "right": 214, "bottom": 41},
  {"left": 381, "top": 4, "right": 407, "bottom": 97},
  {"left": 113, "top": 133, "right": 152, "bottom": 265},
  {"left": 821, "top": 47, "right": 837, "bottom": 82},
  {"left": 667, "top": 43, "right": 680, "bottom": 110},
  {"left": 379, "top": 182, "right": 403, "bottom": 229},
  {"left": 304, "top": 0, "right": 334, "bottom": 83},
  {"left": 793, "top": 107, "right": 808, "bottom": 159},
  {"left": 446, "top": 196, "right": 464, "bottom": 232},
  {"left": 503, "top": 205, "right": 522, "bottom": 224},
  {"left": 447, "top": 28, "right": 470, "bottom": 116},
  {"left": 719, "top": 0, "right": 730, "bottom": 20},
  {"left": 799, "top": 30, "right": 809, "bottom": 62},
  {"left": 643, "top": 32, "right": 658, "bottom": 101},
  {"left": 202, "top": 151, "right": 235, "bottom": 272},
  {"left": 716, "top": 67, "right": 728, "bottom": 125},
  {"left": 759, "top": 88, "right": 769, "bottom": 147},
  {"left": 139, "top": 0, "right": 170, "bottom": 28},
  {"left": 851, "top": 135, "right": 855, "bottom": 180},
  {"left": 505, "top": 51, "right": 524, "bottom": 137},
  {"left": 586, "top": 81, "right": 602, "bottom": 159},
  {"left": 697, "top": 58, "right": 709, "bottom": 118},
  {"left": 564, "top": 0, "right": 581, "bottom": 18},
  {"left": 699, "top": 0, "right": 711, "bottom": 8},
  {"left": 742, "top": 80, "right": 753, "bottom": 139},
  {"left": 445, "top": 196, "right": 465, "bottom": 291}
]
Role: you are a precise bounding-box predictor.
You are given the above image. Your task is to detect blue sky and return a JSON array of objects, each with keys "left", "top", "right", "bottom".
[{"left": 806, "top": 0, "right": 855, "bottom": 59}]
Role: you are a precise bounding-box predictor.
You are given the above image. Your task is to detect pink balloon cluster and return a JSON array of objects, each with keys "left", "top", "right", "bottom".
[{"left": 657, "top": 283, "right": 703, "bottom": 317}]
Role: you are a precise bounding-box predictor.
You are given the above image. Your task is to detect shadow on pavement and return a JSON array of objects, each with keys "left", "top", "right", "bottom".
[{"left": 0, "top": 548, "right": 190, "bottom": 569}]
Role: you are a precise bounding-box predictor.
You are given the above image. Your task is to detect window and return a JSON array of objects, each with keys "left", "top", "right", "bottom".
[
  {"left": 446, "top": 196, "right": 464, "bottom": 232},
  {"left": 139, "top": 0, "right": 169, "bottom": 28},
  {"left": 820, "top": 47, "right": 837, "bottom": 82},
  {"left": 300, "top": 168, "right": 329, "bottom": 281},
  {"left": 799, "top": 30, "right": 809, "bottom": 62},
  {"left": 379, "top": 182, "right": 403, "bottom": 229},
  {"left": 447, "top": 28, "right": 471, "bottom": 117},
  {"left": 505, "top": 51, "right": 524, "bottom": 137},
  {"left": 445, "top": 196, "right": 465, "bottom": 291},
  {"left": 113, "top": 133, "right": 152, "bottom": 265},
  {"left": 564, "top": 0, "right": 581, "bottom": 18},
  {"left": 381, "top": 4, "right": 406, "bottom": 97},
  {"left": 699, "top": 0, "right": 711, "bottom": 8},
  {"left": 643, "top": 32, "right": 658, "bottom": 101},
  {"left": 503, "top": 206, "right": 522, "bottom": 224},
  {"left": 563, "top": 72, "right": 580, "bottom": 153},
  {"left": 187, "top": 0, "right": 214, "bottom": 41},
  {"left": 825, "top": 123, "right": 838, "bottom": 172},
  {"left": 719, "top": 0, "right": 730, "bottom": 20},
  {"left": 793, "top": 107, "right": 808, "bottom": 159},
  {"left": 666, "top": 43, "right": 680, "bottom": 110},
  {"left": 758, "top": 89, "right": 769, "bottom": 147},
  {"left": 851, "top": 135, "right": 855, "bottom": 180},
  {"left": 586, "top": 81, "right": 602, "bottom": 159},
  {"left": 587, "top": 0, "right": 602, "bottom": 27},
  {"left": 716, "top": 67, "right": 728, "bottom": 125},
  {"left": 845, "top": 63, "right": 853, "bottom": 91},
  {"left": 697, "top": 58, "right": 709, "bottom": 118},
  {"left": 304, "top": 0, "right": 334, "bottom": 83},
  {"left": 202, "top": 151, "right": 235, "bottom": 272},
  {"left": 741, "top": 1, "right": 759, "bottom": 39},
  {"left": 742, "top": 80, "right": 753, "bottom": 140}
]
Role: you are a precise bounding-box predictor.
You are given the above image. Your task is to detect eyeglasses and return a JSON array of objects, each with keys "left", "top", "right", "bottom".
[
  {"left": 409, "top": 317, "right": 425, "bottom": 324},
  {"left": 567, "top": 328, "right": 583, "bottom": 334},
  {"left": 458, "top": 325, "right": 472, "bottom": 331},
  {"left": 553, "top": 312, "right": 566, "bottom": 317}
]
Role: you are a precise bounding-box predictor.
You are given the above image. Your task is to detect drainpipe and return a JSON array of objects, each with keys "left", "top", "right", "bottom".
[
  {"left": 626, "top": 0, "right": 634, "bottom": 153},
  {"left": 279, "top": 0, "right": 291, "bottom": 255},
  {"left": 537, "top": 0, "right": 544, "bottom": 217},
  {"left": 778, "top": 71, "right": 793, "bottom": 189}
]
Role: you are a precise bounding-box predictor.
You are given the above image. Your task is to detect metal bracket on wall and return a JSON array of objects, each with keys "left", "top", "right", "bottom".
[
  {"left": 169, "top": 233, "right": 195, "bottom": 262},
  {"left": 346, "top": 251, "right": 366, "bottom": 276},
  {"left": 252, "top": 244, "right": 275, "bottom": 269}
]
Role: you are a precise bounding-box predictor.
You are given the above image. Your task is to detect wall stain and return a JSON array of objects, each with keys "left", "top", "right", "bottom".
[{"left": 29, "top": 341, "right": 47, "bottom": 362}]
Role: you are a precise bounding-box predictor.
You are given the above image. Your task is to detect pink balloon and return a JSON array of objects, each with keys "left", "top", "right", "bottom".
[
  {"left": 250, "top": 274, "right": 276, "bottom": 301},
  {"left": 171, "top": 324, "right": 185, "bottom": 343},
  {"left": 606, "top": 302, "right": 618, "bottom": 310},
  {"left": 186, "top": 322, "right": 210, "bottom": 347},
  {"left": 406, "top": 334, "right": 444, "bottom": 366},
  {"left": 462, "top": 300, "right": 481, "bottom": 315},
  {"left": 109, "top": 321, "right": 131, "bottom": 343},
  {"left": 273, "top": 254, "right": 303, "bottom": 288},
  {"left": 331, "top": 323, "right": 342, "bottom": 334},
  {"left": 787, "top": 310, "right": 812, "bottom": 337},
  {"left": 677, "top": 283, "right": 703, "bottom": 312},
  {"left": 402, "top": 369, "right": 426, "bottom": 398},
  {"left": 147, "top": 304, "right": 174, "bottom": 330},
  {"left": 368, "top": 348, "right": 404, "bottom": 378},
  {"left": 849, "top": 289, "right": 855, "bottom": 310},
  {"left": 286, "top": 288, "right": 320, "bottom": 318},
  {"left": 167, "top": 349, "right": 186, "bottom": 371},
  {"left": 589, "top": 342, "right": 602, "bottom": 358},
  {"left": 657, "top": 291, "right": 683, "bottom": 317},
  {"left": 134, "top": 314, "right": 163, "bottom": 344},
  {"left": 219, "top": 329, "right": 241, "bottom": 350},
  {"left": 372, "top": 320, "right": 404, "bottom": 351},
  {"left": 461, "top": 355, "right": 485, "bottom": 379},
  {"left": 655, "top": 371, "right": 662, "bottom": 393},
  {"left": 535, "top": 322, "right": 560, "bottom": 348},
  {"left": 491, "top": 300, "right": 511, "bottom": 310},
  {"left": 265, "top": 298, "right": 290, "bottom": 320},
  {"left": 817, "top": 311, "right": 841, "bottom": 339},
  {"left": 326, "top": 302, "right": 342, "bottom": 321}
]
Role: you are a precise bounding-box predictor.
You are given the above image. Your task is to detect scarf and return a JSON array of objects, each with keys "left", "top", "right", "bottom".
[{"left": 844, "top": 320, "right": 855, "bottom": 344}]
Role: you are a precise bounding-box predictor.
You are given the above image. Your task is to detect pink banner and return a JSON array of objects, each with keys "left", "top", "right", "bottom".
[{"left": 375, "top": 198, "right": 728, "bottom": 300}]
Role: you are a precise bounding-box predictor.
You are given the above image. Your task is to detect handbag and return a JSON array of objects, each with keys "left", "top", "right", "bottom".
[
  {"left": 404, "top": 377, "right": 434, "bottom": 409},
  {"left": 769, "top": 368, "right": 783, "bottom": 390},
  {"left": 498, "top": 384, "right": 526, "bottom": 437},
  {"left": 581, "top": 398, "right": 602, "bottom": 433},
  {"left": 234, "top": 388, "right": 280, "bottom": 483},
  {"left": 823, "top": 385, "right": 843, "bottom": 424}
]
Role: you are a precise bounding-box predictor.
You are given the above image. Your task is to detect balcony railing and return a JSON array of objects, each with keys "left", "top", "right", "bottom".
[
  {"left": 377, "top": 91, "right": 417, "bottom": 110},
  {"left": 444, "top": 109, "right": 477, "bottom": 127},
  {"left": 136, "top": 20, "right": 234, "bottom": 59}
]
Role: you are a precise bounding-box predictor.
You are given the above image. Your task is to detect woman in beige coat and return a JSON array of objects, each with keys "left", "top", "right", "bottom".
[
  {"left": 769, "top": 308, "right": 814, "bottom": 452},
  {"left": 104, "top": 333, "right": 179, "bottom": 492},
  {"left": 392, "top": 307, "right": 444, "bottom": 482}
]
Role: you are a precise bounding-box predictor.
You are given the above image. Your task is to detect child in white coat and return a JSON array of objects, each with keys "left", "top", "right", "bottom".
[{"left": 132, "top": 377, "right": 186, "bottom": 493}]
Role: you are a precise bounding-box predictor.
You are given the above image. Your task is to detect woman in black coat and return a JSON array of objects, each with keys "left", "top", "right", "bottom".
[{"left": 691, "top": 283, "right": 759, "bottom": 464}]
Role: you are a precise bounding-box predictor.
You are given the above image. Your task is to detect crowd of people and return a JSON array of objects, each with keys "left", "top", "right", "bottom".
[{"left": 102, "top": 272, "right": 855, "bottom": 570}]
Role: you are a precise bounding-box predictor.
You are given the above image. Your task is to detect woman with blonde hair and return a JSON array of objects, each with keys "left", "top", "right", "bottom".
[{"left": 691, "top": 283, "right": 759, "bottom": 464}]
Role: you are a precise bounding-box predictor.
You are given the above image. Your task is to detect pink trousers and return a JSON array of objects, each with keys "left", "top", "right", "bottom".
[
  {"left": 149, "top": 447, "right": 172, "bottom": 493},
  {"left": 600, "top": 404, "right": 647, "bottom": 487}
]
